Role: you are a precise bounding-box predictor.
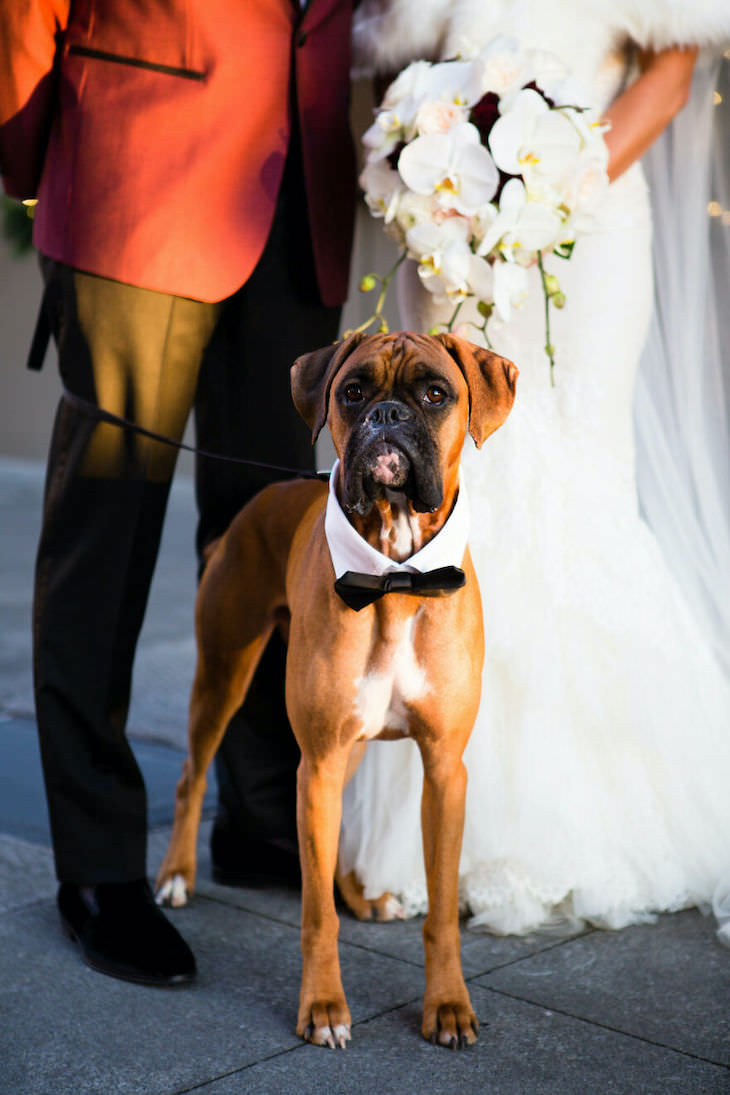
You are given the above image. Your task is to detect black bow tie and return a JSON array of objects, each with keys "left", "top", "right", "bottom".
[{"left": 334, "top": 566, "right": 466, "bottom": 611}]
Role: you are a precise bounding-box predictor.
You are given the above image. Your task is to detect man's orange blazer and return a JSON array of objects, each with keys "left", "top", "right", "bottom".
[{"left": 0, "top": 0, "right": 357, "bottom": 306}]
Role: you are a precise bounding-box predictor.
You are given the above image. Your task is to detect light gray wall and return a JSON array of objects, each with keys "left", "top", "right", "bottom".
[{"left": 0, "top": 239, "right": 61, "bottom": 463}]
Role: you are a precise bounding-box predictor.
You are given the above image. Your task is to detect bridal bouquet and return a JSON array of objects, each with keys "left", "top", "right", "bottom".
[{"left": 357, "top": 37, "right": 610, "bottom": 383}]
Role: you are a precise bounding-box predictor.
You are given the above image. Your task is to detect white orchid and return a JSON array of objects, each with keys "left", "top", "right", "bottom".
[
  {"left": 359, "top": 160, "right": 403, "bottom": 224},
  {"left": 492, "top": 260, "right": 530, "bottom": 322},
  {"left": 489, "top": 88, "right": 582, "bottom": 178},
  {"left": 358, "top": 38, "right": 610, "bottom": 383},
  {"left": 414, "top": 59, "right": 485, "bottom": 110},
  {"left": 393, "top": 190, "right": 440, "bottom": 236},
  {"left": 361, "top": 110, "right": 407, "bottom": 162},
  {"left": 406, "top": 220, "right": 473, "bottom": 301},
  {"left": 465, "top": 253, "right": 494, "bottom": 301},
  {"left": 477, "top": 36, "right": 535, "bottom": 100},
  {"left": 469, "top": 202, "right": 499, "bottom": 252},
  {"left": 383, "top": 59, "right": 480, "bottom": 110},
  {"left": 406, "top": 215, "right": 471, "bottom": 256},
  {"left": 477, "top": 178, "right": 562, "bottom": 261},
  {"left": 369, "top": 58, "right": 485, "bottom": 155},
  {"left": 361, "top": 62, "right": 441, "bottom": 159},
  {"left": 564, "top": 104, "right": 612, "bottom": 153},
  {"left": 526, "top": 49, "right": 574, "bottom": 105},
  {"left": 398, "top": 122, "right": 499, "bottom": 216},
  {"left": 381, "top": 60, "right": 436, "bottom": 110},
  {"left": 376, "top": 60, "right": 441, "bottom": 142}
]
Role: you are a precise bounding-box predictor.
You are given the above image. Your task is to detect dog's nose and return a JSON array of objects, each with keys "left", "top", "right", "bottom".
[{"left": 366, "top": 401, "right": 412, "bottom": 426}]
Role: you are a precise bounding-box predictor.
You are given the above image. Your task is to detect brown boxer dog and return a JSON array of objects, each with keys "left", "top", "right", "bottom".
[{"left": 156, "top": 330, "right": 517, "bottom": 1049}]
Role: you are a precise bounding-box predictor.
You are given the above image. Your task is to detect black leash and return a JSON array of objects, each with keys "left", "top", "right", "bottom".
[
  {"left": 61, "top": 388, "right": 331, "bottom": 481},
  {"left": 30, "top": 301, "right": 465, "bottom": 612},
  {"left": 28, "top": 286, "right": 329, "bottom": 480},
  {"left": 27, "top": 293, "right": 328, "bottom": 480}
]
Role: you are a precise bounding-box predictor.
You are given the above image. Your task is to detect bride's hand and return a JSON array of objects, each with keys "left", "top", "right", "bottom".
[{"left": 603, "top": 45, "right": 698, "bottom": 181}]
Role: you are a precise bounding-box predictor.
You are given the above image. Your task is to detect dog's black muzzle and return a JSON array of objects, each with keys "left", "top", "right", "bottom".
[{"left": 341, "top": 399, "right": 443, "bottom": 516}]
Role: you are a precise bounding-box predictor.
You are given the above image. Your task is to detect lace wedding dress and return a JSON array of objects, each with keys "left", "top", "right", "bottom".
[{"left": 340, "top": 0, "right": 730, "bottom": 934}]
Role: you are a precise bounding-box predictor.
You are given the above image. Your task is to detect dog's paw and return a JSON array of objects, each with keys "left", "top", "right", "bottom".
[
  {"left": 297, "top": 1001, "right": 352, "bottom": 1049},
  {"left": 336, "top": 869, "right": 407, "bottom": 922},
  {"left": 155, "top": 873, "right": 189, "bottom": 908},
  {"left": 374, "top": 893, "right": 407, "bottom": 921},
  {"left": 422, "top": 998, "right": 479, "bottom": 1049},
  {"left": 305, "top": 1021, "right": 352, "bottom": 1050}
]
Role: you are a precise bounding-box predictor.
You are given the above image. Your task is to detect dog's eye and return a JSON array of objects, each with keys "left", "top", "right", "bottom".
[
  {"left": 424, "top": 385, "right": 447, "bottom": 406},
  {"left": 344, "top": 383, "right": 363, "bottom": 403}
]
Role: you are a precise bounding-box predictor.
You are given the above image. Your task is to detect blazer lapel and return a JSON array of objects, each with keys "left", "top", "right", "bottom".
[{"left": 299, "top": 0, "right": 344, "bottom": 33}]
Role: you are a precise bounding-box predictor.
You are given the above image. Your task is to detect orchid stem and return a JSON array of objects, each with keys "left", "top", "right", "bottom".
[
  {"left": 346, "top": 251, "right": 407, "bottom": 337},
  {"left": 537, "top": 251, "right": 556, "bottom": 387},
  {"left": 481, "top": 318, "right": 494, "bottom": 349},
  {"left": 374, "top": 250, "right": 406, "bottom": 318},
  {"left": 446, "top": 299, "right": 464, "bottom": 332}
]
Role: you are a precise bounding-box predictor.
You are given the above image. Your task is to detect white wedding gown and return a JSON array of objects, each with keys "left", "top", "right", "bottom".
[{"left": 340, "top": 0, "right": 730, "bottom": 934}]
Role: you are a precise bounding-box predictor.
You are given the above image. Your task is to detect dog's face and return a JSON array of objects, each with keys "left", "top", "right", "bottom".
[{"left": 291, "top": 331, "right": 518, "bottom": 517}]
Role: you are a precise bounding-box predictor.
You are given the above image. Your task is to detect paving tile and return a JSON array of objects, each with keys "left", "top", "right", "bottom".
[
  {"left": 0, "top": 893, "right": 424, "bottom": 1095},
  {"left": 197, "top": 984, "right": 730, "bottom": 1095},
  {"left": 339, "top": 909, "right": 587, "bottom": 978},
  {"left": 0, "top": 833, "right": 55, "bottom": 913},
  {"left": 0, "top": 717, "right": 52, "bottom": 845},
  {"left": 0, "top": 719, "right": 217, "bottom": 846},
  {"left": 477, "top": 909, "right": 730, "bottom": 1067},
  {"left": 459, "top": 921, "right": 589, "bottom": 978}
]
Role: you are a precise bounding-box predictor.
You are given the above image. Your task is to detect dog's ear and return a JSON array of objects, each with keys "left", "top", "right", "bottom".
[
  {"left": 434, "top": 332, "right": 518, "bottom": 448},
  {"left": 291, "top": 331, "right": 369, "bottom": 443}
]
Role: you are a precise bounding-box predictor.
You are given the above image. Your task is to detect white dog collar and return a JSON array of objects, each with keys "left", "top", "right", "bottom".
[{"left": 324, "top": 459, "right": 469, "bottom": 580}]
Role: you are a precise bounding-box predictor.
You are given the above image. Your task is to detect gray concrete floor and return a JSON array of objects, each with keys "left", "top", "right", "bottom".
[{"left": 1, "top": 457, "right": 729, "bottom": 1095}]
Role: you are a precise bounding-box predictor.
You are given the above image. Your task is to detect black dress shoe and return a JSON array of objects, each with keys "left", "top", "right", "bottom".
[
  {"left": 210, "top": 822, "right": 301, "bottom": 888},
  {"left": 57, "top": 879, "right": 196, "bottom": 986}
]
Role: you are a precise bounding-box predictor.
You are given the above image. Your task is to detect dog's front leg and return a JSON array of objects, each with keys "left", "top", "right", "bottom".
[
  {"left": 296, "top": 750, "right": 352, "bottom": 1049},
  {"left": 419, "top": 750, "right": 478, "bottom": 1048}
]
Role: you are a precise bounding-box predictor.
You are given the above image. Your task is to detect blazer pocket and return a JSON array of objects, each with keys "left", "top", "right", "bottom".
[{"left": 67, "top": 45, "right": 206, "bottom": 82}]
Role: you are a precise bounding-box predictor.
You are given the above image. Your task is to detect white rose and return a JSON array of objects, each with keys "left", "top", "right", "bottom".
[
  {"left": 415, "top": 100, "right": 468, "bottom": 136},
  {"left": 481, "top": 51, "right": 532, "bottom": 98},
  {"left": 394, "top": 191, "right": 440, "bottom": 234}
]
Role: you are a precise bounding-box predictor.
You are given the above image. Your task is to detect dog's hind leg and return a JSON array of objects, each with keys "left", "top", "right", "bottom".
[
  {"left": 156, "top": 486, "right": 299, "bottom": 906},
  {"left": 335, "top": 869, "right": 407, "bottom": 922},
  {"left": 156, "top": 618, "right": 276, "bottom": 907},
  {"left": 334, "top": 742, "right": 407, "bottom": 922}
]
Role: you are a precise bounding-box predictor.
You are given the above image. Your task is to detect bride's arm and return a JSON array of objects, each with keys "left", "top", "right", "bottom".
[{"left": 603, "top": 46, "right": 698, "bottom": 181}]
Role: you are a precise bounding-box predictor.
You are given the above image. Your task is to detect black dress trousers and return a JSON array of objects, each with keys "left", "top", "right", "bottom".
[{"left": 33, "top": 143, "right": 341, "bottom": 884}]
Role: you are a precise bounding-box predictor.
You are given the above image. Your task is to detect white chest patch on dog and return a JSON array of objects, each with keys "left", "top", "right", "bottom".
[
  {"left": 353, "top": 615, "right": 429, "bottom": 739},
  {"left": 379, "top": 492, "right": 424, "bottom": 560}
]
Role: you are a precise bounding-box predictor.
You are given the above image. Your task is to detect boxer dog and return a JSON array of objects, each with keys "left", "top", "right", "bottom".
[{"left": 156, "top": 330, "right": 517, "bottom": 1049}]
